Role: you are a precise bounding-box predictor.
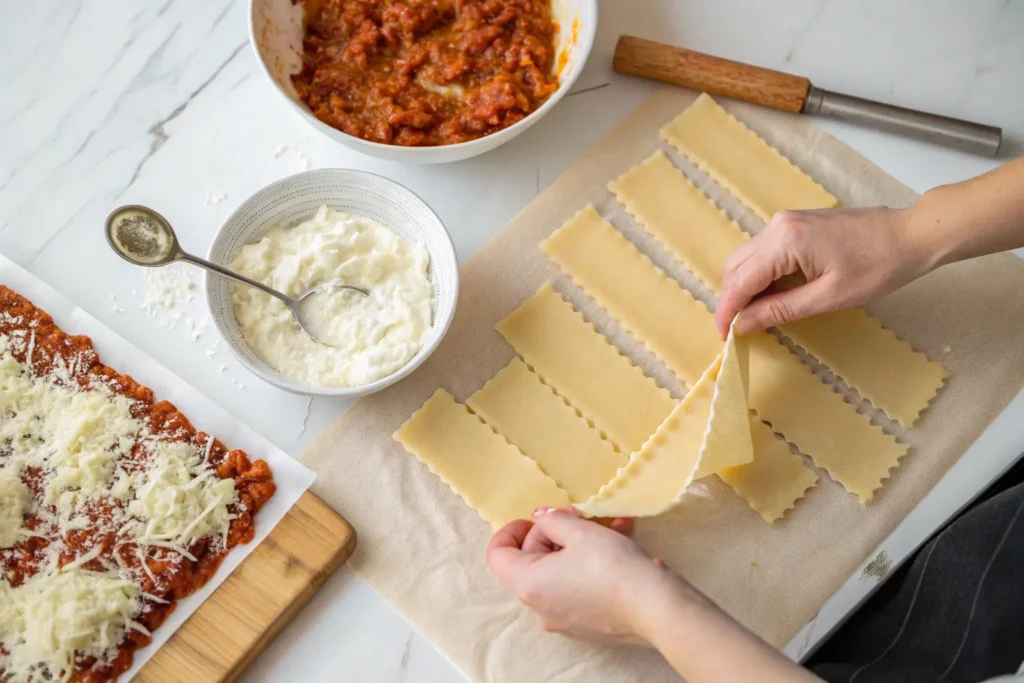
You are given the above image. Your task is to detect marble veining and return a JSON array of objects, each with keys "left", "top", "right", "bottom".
[{"left": 1, "top": 1, "right": 1021, "bottom": 680}]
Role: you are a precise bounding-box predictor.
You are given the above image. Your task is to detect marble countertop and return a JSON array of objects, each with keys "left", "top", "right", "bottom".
[{"left": 1, "top": 0, "right": 1022, "bottom": 680}]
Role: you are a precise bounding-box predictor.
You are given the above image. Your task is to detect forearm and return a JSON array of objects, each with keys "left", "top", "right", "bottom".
[
  {"left": 634, "top": 572, "right": 820, "bottom": 683},
  {"left": 903, "top": 156, "right": 1024, "bottom": 271}
]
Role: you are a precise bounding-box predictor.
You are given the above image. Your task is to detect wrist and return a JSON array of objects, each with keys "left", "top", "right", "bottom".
[
  {"left": 898, "top": 185, "right": 961, "bottom": 272},
  {"left": 628, "top": 569, "right": 821, "bottom": 682},
  {"left": 625, "top": 564, "right": 715, "bottom": 647}
]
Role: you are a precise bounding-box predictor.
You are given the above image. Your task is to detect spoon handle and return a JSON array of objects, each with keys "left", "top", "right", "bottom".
[{"left": 177, "top": 252, "right": 298, "bottom": 310}]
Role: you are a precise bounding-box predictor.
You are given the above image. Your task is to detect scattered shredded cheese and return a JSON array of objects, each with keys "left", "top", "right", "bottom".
[
  {"left": 0, "top": 337, "right": 142, "bottom": 530},
  {"left": 141, "top": 266, "right": 208, "bottom": 342},
  {"left": 204, "top": 190, "right": 227, "bottom": 206},
  {"left": 0, "top": 466, "right": 31, "bottom": 547},
  {"left": 0, "top": 568, "right": 141, "bottom": 683},
  {"left": 125, "top": 441, "right": 237, "bottom": 549},
  {"left": 0, "top": 328, "right": 246, "bottom": 679}
]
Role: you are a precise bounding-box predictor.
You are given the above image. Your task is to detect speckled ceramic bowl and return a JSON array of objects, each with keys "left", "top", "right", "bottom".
[
  {"left": 206, "top": 169, "right": 458, "bottom": 397},
  {"left": 249, "top": 0, "right": 598, "bottom": 164}
]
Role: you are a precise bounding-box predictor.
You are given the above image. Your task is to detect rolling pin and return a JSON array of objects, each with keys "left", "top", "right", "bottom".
[{"left": 614, "top": 36, "right": 1002, "bottom": 157}]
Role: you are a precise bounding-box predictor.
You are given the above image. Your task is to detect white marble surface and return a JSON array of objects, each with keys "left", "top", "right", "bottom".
[{"left": 1, "top": 0, "right": 1022, "bottom": 680}]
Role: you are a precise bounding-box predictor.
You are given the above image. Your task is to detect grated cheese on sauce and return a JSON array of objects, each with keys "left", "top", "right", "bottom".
[
  {"left": 0, "top": 335, "right": 142, "bottom": 531},
  {"left": 0, "top": 327, "right": 248, "bottom": 680},
  {"left": 0, "top": 466, "right": 31, "bottom": 548},
  {"left": 0, "top": 568, "right": 141, "bottom": 683},
  {"left": 125, "top": 441, "right": 237, "bottom": 549}
]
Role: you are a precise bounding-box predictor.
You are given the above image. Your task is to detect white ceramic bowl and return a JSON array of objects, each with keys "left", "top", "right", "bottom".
[
  {"left": 206, "top": 169, "right": 459, "bottom": 398},
  {"left": 249, "top": 0, "right": 598, "bottom": 164}
]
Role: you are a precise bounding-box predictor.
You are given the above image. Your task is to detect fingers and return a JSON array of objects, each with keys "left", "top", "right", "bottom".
[
  {"left": 715, "top": 241, "right": 760, "bottom": 338},
  {"left": 608, "top": 517, "right": 634, "bottom": 536},
  {"left": 486, "top": 520, "right": 538, "bottom": 588},
  {"left": 529, "top": 507, "right": 595, "bottom": 547},
  {"left": 488, "top": 519, "right": 533, "bottom": 552},
  {"left": 734, "top": 277, "right": 834, "bottom": 335},
  {"left": 522, "top": 525, "right": 560, "bottom": 553},
  {"left": 717, "top": 239, "right": 796, "bottom": 338}
]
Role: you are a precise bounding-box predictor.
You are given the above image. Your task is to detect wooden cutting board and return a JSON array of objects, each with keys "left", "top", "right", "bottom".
[{"left": 136, "top": 492, "right": 356, "bottom": 682}]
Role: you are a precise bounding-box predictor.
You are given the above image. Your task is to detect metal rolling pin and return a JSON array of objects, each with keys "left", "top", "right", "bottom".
[{"left": 613, "top": 36, "right": 1002, "bottom": 157}]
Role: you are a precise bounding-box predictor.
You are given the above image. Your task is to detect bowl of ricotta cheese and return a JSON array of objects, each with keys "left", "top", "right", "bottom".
[{"left": 206, "top": 169, "right": 458, "bottom": 397}]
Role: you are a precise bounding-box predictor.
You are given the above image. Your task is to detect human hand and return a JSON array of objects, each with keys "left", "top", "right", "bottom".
[
  {"left": 714, "top": 207, "right": 932, "bottom": 337},
  {"left": 486, "top": 507, "right": 699, "bottom": 646},
  {"left": 488, "top": 509, "right": 821, "bottom": 683}
]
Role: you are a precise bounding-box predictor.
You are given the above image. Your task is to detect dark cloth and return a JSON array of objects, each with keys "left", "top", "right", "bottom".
[{"left": 810, "top": 457, "right": 1024, "bottom": 683}]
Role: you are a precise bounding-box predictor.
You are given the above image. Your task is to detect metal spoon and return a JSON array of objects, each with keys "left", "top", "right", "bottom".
[{"left": 104, "top": 205, "right": 369, "bottom": 346}]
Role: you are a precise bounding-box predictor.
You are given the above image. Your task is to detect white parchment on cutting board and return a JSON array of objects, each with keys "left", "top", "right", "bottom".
[
  {"left": 0, "top": 254, "right": 315, "bottom": 681},
  {"left": 300, "top": 88, "right": 1024, "bottom": 682}
]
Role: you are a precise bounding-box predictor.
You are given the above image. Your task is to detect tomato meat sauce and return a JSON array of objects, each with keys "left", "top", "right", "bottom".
[
  {"left": 292, "top": 0, "right": 561, "bottom": 146},
  {"left": 0, "top": 287, "right": 276, "bottom": 683}
]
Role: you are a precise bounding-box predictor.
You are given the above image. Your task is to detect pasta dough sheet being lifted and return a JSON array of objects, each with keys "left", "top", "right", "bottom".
[
  {"left": 393, "top": 318, "right": 765, "bottom": 525},
  {"left": 575, "top": 319, "right": 754, "bottom": 517},
  {"left": 495, "top": 283, "right": 817, "bottom": 522},
  {"left": 612, "top": 148, "right": 947, "bottom": 427},
  {"left": 542, "top": 204, "right": 906, "bottom": 503}
]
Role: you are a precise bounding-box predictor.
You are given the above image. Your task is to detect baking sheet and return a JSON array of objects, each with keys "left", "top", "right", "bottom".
[{"left": 0, "top": 253, "right": 316, "bottom": 681}]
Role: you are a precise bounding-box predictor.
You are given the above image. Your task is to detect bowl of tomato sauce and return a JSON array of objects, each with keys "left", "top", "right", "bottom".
[{"left": 250, "top": 0, "right": 597, "bottom": 164}]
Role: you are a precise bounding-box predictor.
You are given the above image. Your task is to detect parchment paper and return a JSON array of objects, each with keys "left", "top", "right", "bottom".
[
  {"left": 0, "top": 254, "right": 316, "bottom": 681},
  {"left": 301, "top": 88, "right": 1024, "bottom": 682}
]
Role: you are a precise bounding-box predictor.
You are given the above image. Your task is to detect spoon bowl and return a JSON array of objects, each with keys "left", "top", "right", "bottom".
[{"left": 105, "top": 204, "right": 369, "bottom": 346}]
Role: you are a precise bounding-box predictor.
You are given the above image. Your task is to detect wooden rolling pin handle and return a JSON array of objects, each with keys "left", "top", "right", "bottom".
[{"left": 614, "top": 36, "right": 811, "bottom": 114}]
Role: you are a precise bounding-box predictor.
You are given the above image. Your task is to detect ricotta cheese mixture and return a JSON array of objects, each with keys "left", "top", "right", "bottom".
[{"left": 229, "top": 206, "right": 434, "bottom": 388}]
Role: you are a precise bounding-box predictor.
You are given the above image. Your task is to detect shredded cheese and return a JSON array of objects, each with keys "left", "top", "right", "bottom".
[
  {"left": 0, "top": 335, "right": 142, "bottom": 532},
  {"left": 126, "top": 441, "right": 237, "bottom": 549},
  {"left": 0, "top": 568, "right": 141, "bottom": 683},
  {"left": 0, "top": 327, "right": 248, "bottom": 679},
  {"left": 0, "top": 465, "right": 31, "bottom": 547}
]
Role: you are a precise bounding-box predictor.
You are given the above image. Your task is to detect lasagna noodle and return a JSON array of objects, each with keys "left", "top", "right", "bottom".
[
  {"left": 576, "top": 322, "right": 753, "bottom": 518},
  {"left": 609, "top": 150, "right": 750, "bottom": 292},
  {"left": 467, "top": 359, "right": 626, "bottom": 502},
  {"left": 694, "top": 316, "right": 753, "bottom": 479},
  {"left": 719, "top": 418, "right": 820, "bottom": 523},
  {"left": 613, "top": 149, "right": 947, "bottom": 426},
  {"left": 540, "top": 205, "right": 721, "bottom": 387},
  {"left": 780, "top": 311, "right": 947, "bottom": 427},
  {"left": 543, "top": 205, "right": 904, "bottom": 502},
  {"left": 495, "top": 283, "right": 675, "bottom": 454},
  {"left": 394, "top": 389, "right": 570, "bottom": 528},
  {"left": 575, "top": 347, "right": 721, "bottom": 518},
  {"left": 660, "top": 93, "right": 838, "bottom": 222},
  {"left": 748, "top": 333, "right": 909, "bottom": 502}
]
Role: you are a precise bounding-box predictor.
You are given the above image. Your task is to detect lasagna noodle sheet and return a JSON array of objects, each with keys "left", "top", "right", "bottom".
[
  {"left": 693, "top": 317, "right": 753, "bottom": 480},
  {"left": 609, "top": 149, "right": 749, "bottom": 293},
  {"left": 495, "top": 283, "right": 675, "bottom": 454},
  {"left": 748, "top": 334, "right": 909, "bottom": 502},
  {"left": 467, "top": 359, "right": 626, "bottom": 502},
  {"left": 542, "top": 204, "right": 904, "bottom": 502},
  {"left": 540, "top": 205, "right": 721, "bottom": 387},
  {"left": 660, "top": 92, "right": 838, "bottom": 222},
  {"left": 719, "top": 418, "right": 820, "bottom": 523},
  {"left": 393, "top": 389, "right": 569, "bottom": 528},
  {"left": 612, "top": 148, "right": 946, "bottom": 427},
  {"left": 577, "top": 319, "right": 753, "bottom": 517},
  {"left": 780, "top": 311, "right": 947, "bottom": 427}
]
